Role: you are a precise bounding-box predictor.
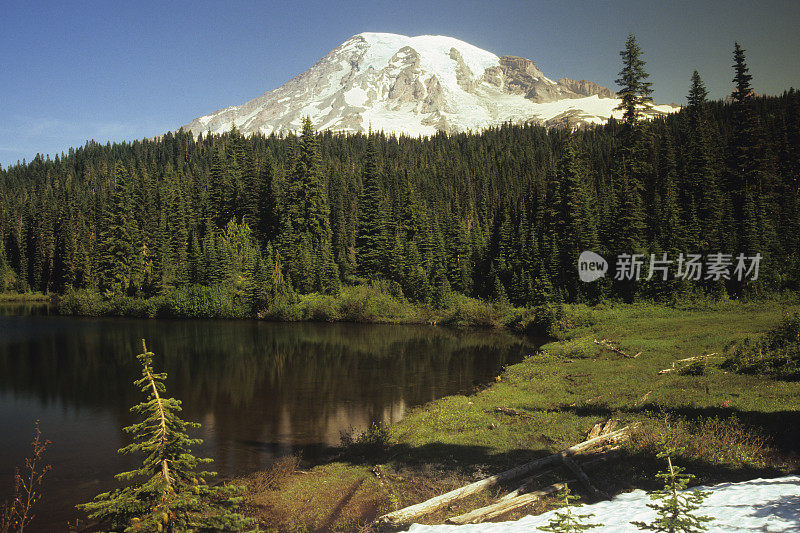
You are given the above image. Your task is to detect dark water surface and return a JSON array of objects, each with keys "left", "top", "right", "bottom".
[{"left": 0, "top": 304, "right": 537, "bottom": 531}]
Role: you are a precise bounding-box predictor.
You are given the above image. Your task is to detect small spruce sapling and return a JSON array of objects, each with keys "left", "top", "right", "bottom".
[
  {"left": 632, "top": 447, "right": 712, "bottom": 533},
  {"left": 540, "top": 484, "right": 600, "bottom": 533},
  {"left": 78, "top": 339, "right": 257, "bottom": 532}
]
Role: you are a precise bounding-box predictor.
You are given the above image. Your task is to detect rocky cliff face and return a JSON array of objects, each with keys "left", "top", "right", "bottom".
[
  {"left": 181, "top": 32, "right": 675, "bottom": 137},
  {"left": 557, "top": 77, "right": 616, "bottom": 98}
]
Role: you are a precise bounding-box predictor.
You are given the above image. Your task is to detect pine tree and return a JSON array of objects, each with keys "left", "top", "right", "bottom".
[
  {"left": 615, "top": 34, "right": 654, "bottom": 126},
  {"left": 355, "top": 137, "right": 386, "bottom": 278},
  {"left": 78, "top": 340, "right": 256, "bottom": 532},
  {"left": 98, "top": 162, "right": 136, "bottom": 296},
  {"left": 632, "top": 448, "right": 712, "bottom": 533},
  {"left": 553, "top": 131, "right": 598, "bottom": 299},
  {"left": 728, "top": 43, "right": 771, "bottom": 260},
  {"left": 278, "top": 117, "right": 336, "bottom": 293},
  {"left": 540, "top": 484, "right": 600, "bottom": 533},
  {"left": 685, "top": 71, "right": 723, "bottom": 253}
]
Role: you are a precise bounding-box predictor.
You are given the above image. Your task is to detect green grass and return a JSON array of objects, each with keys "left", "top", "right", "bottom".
[
  {"left": 239, "top": 299, "right": 800, "bottom": 531},
  {"left": 0, "top": 291, "right": 51, "bottom": 302}
]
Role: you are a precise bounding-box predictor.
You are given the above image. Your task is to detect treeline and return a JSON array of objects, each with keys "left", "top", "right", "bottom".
[{"left": 0, "top": 42, "right": 798, "bottom": 310}]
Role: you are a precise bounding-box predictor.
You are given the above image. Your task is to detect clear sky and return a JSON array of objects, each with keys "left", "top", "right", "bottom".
[{"left": 1, "top": 0, "right": 798, "bottom": 168}]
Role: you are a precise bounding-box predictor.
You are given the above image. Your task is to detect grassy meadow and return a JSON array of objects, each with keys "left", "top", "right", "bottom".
[{"left": 238, "top": 298, "right": 800, "bottom": 531}]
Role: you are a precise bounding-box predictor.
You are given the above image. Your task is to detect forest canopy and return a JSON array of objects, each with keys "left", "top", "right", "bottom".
[{"left": 1, "top": 51, "right": 798, "bottom": 311}]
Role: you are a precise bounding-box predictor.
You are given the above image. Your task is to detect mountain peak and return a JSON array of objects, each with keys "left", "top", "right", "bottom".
[{"left": 181, "top": 33, "right": 675, "bottom": 137}]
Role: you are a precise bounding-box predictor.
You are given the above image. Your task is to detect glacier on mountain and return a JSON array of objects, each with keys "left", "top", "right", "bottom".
[{"left": 181, "top": 32, "right": 677, "bottom": 137}]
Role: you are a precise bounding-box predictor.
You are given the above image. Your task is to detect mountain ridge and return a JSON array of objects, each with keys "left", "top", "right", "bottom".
[{"left": 181, "top": 32, "right": 677, "bottom": 137}]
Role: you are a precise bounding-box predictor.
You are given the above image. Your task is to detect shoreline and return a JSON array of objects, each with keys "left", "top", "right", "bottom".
[{"left": 234, "top": 299, "right": 800, "bottom": 530}]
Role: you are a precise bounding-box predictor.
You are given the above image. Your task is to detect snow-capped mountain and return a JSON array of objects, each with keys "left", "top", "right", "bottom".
[{"left": 181, "top": 32, "right": 677, "bottom": 137}]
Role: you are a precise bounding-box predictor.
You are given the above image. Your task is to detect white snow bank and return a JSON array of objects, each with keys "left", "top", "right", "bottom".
[{"left": 405, "top": 476, "right": 800, "bottom": 532}]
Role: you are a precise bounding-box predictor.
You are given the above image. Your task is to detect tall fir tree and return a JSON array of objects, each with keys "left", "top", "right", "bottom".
[
  {"left": 355, "top": 137, "right": 386, "bottom": 278},
  {"left": 615, "top": 34, "right": 654, "bottom": 126},
  {"left": 278, "top": 117, "right": 338, "bottom": 293},
  {"left": 98, "top": 162, "right": 136, "bottom": 296}
]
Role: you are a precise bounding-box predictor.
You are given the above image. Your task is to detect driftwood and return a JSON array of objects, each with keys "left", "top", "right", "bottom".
[
  {"left": 446, "top": 482, "right": 570, "bottom": 525},
  {"left": 594, "top": 339, "right": 641, "bottom": 359},
  {"left": 375, "top": 425, "right": 634, "bottom": 526},
  {"left": 658, "top": 353, "right": 720, "bottom": 374}
]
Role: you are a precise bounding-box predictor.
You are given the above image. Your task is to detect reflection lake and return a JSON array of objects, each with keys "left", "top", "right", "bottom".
[{"left": 0, "top": 304, "right": 538, "bottom": 531}]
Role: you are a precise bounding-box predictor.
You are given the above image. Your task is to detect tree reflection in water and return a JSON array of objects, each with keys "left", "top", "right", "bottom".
[{"left": 0, "top": 309, "right": 538, "bottom": 530}]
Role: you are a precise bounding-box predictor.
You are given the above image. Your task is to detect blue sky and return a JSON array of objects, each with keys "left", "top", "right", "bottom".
[{"left": 1, "top": 0, "right": 798, "bottom": 168}]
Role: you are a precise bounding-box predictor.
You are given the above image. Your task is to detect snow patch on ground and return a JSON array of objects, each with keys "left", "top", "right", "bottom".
[{"left": 405, "top": 476, "right": 800, "bottom": 533}]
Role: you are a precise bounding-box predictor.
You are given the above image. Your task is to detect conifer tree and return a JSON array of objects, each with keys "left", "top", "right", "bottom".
[
  {"left": 729, "top": 43, "right": 769, "bottom": 193},
  {"left": 355, "top": 137, "right": 386, "bottom": 278},
  {"left": 632, "top": 447, "right": 712, "bottom": 533},
  {"left": 78, "top": 340, "right": 256, "bottom": 532},
  {"left": 98, "top": 162, "right": 136, "bottom": 296},
  {"left": 540, "top": 484, "right": 600, "bottom": 533},
  {"left": 615, "top": 34, "right": 654, "bottom": 126},
  {"left": 728, "top": 43, "right": 770, "bottom": 261},
  {"left": 278, "top": 117, "right": 336, "bottom": 293},
  {"left": 553, "top": 131, "right": 598, "bottom": 298},
  {"left": 685, "top": 71, "right": 723, "bottom": 253}
]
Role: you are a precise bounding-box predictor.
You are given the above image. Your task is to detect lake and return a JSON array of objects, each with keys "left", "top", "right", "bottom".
[{"left": 0, "top": 305, "right": 537, "bottom": 531}]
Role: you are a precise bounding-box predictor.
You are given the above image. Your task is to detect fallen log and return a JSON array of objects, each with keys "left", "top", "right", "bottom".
[
  {"left": 497, "top": 448, "right": 621, "bottom": 502},
  {"left": 593, "top": 339, "right": 640, "bottom": 359},
  {"left": 446, "top": 482, "right": 570, "bottom": 525},
  {"left": 600, "top": 419, "right": 617, "bottom": 435},
  {"left": 559, "top": 452, "right": 609, "bottom": 501},
  {"left": 586, "top": 421, "right": 604, "bottom": 441},
  {"left": 658, "top": 353, "right": 721, "bottom": 374},
  {"left": 375, "top": 425, "right": 634, "bottom": 526}
]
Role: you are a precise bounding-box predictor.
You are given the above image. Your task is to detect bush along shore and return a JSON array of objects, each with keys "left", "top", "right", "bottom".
[
  {"left": 231, "top": 300, "right": 800, "bottom": 531},
  {"left": 55, "top": 283, "right": 573, "bottom": 335}
]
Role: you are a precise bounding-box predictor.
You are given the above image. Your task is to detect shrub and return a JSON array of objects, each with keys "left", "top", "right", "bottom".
[
  {"left": 1, "top": 422, "right": 51, "bottom": 533},
  {"left": 629, "top": 415, "right": 769, "bottom": 468},
  {"left": 356, "top": 422, "right": 391, "bottom": 453},
  {"left": 722, "top": 313, "right": 800, "bottom": 379},
  {"left": 57, "top": 289, "right": 107, "bottom": 316},
  {"left": 158, "top": 284, "right": 248, "bottom": 318},
  {"left": 440, "top": 294, "right": 501, "bottom": 327},
  {"left": 338, "top": 284, "right": 411, "bottom": 322},
  {"left": 677, "top": 360, "right": 706, "bottom": 376},
  {"left": 293, "top": 292, "right": 341, "bottom": 321}
]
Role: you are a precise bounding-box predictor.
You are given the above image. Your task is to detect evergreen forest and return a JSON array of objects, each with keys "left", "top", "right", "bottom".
[{"left": 1, "top": 42, "right": 798, "bottom": 317}]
